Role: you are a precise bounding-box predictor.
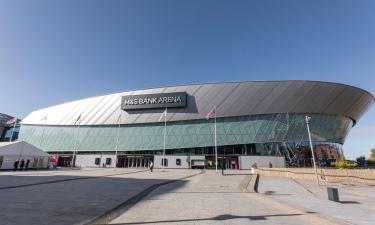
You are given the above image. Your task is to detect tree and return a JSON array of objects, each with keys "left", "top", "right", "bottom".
[
  {"left": 368, "top": 148, "right": 375, "bottom": 166},
  {"left": 370, "top": 148, "right": 375, "bottom": 160},
  {"left": 330, "top": 156, "right": 358, "bottom": 169},
  {"left": 356, "top": 156, "right": 366, "bottom": 166}
]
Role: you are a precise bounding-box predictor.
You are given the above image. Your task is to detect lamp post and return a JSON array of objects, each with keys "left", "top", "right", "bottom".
[{"left": 305, "top": 115, "right": 320, "bottom": 185}]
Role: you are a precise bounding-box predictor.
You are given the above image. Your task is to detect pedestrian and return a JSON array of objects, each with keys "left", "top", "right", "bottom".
[
  {"left": 251, "top": 162, "right": 257, "bottom": 174},
  {"left": 13, "top": 160, "right": 19, "bottom": 171},
  {"left": 25, "top": 160, "right": 30, "bottom": 171},
  {"left": 20, "top": 159, "right": 25, "bottom": 170},
  {"left": 149, "top": 161, "right": 154, "bottom": 172},
  {"left": 268, "top": 162, "right": 273, "bottom": 168}
]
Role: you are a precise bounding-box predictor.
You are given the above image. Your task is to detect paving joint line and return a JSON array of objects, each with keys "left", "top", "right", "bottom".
[
  {"left": 84, "top": 170, "right": 205, "bottom": 225},
  {"left": 0, "top": 169, "right": 149, "bottom": 190}
]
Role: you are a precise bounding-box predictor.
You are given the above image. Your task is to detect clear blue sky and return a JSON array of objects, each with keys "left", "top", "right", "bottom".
[{"left": 0, "top": 0, "right": 374, "bottom": 159}]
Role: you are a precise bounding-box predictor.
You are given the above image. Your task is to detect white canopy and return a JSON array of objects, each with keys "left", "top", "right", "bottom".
[{"left": 0, "top": 141, "right": 49, "bottom": 157}]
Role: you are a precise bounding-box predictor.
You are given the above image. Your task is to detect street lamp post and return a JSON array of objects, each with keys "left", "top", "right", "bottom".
[{"left": 305, "top": 115, "right": 320, "bottom": 185}]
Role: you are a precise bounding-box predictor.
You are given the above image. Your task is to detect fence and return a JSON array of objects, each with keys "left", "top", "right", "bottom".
[{"left": 255, "top": 168, "right": 375, "bottom": 185}]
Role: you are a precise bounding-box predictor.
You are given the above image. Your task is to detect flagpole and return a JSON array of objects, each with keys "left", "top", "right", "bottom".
[
  {"left": 9, "top": 117, "right": 17, "bottom": 142},
  {"left": 115, "top": 112, "right": 121, "bottom": 168},
  {"left": 72, "top": 115, "right": 81, "bottom": 168},
  {"left": 214, "top": 107, "right": 217, "bottom": 172},
  {"left": 162, "top": 108, "right": 167, "bottom": 170},
  {"left": 39, "top": 115, "right": 48, "bottom": 148}
]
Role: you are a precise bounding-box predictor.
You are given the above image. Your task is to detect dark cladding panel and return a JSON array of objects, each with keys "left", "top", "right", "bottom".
[
  {"left": 346, "top": 94, "right": 374, "bottom": 123},
  {"left": 197, "top": 82, "right": 239, "bottom": 118},
  {"left": 296, "top": 82, "right": 341, "bottom": 113},
  {"left": 325, "top": 87, "right": 364, "bottom": 117},
  {"left": 254, "top": 81, "right": 301, "bottom": 113},
  {"left": 230, "top": 82, "right": 271, "bottom": 116},
  {"left": 289, "top": 82, "right": 340, "bottom": 114},
  {"left": 218, "top": 82, "right": 257, "bottom": 116},
  {"left": 246, "top": 82, "right": 280, "bottom": 115},
  {"left": 252, "top": 81, "right": 297, "bottom": 114}
]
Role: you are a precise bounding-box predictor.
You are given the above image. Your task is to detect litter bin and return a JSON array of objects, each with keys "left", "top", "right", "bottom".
[{"left": 327, "top": 187, "right": 339, "bottom": 202}]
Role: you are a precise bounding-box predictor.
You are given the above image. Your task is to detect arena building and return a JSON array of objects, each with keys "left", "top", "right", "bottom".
[{"left": 19, "top": 81, "right": 374, "bottom": 169}]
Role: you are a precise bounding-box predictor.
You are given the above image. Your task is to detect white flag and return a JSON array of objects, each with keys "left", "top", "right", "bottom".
[{"left": 158, "top": 108, "right": 167, "bottom": 122}]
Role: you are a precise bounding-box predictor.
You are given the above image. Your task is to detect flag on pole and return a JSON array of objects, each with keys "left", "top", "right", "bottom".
[
  {"left": 75, "top": 114, "right": 82, "bottom": 124},
  {"left": 205, "top": 107, "right": 216, "bottom": 120},
  {"left": 6, "top": 117, "right": 17, "bottom": 125},
  {"left": 116, "top": 112, "right": 122, "bottom": 123},
  {"left": 158, "top": 108, "right": 167, "bottom": 122},
  {"left": 40, "top": 115, "right": 48, "bottom": 122}
]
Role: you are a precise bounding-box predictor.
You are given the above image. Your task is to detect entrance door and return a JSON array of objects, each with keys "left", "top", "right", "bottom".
[
  {"left": 57, "top": 156, "right": 73, "bottom": 167},
  {"left": 122, "top": 156, "right": 153, "bottom": 168}
]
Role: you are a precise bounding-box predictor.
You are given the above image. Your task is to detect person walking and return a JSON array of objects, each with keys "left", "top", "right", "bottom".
[
  {"left": 20, "top": 159, "right": 25, "bottom": 170},
  {"left": 13, "top": 160, "right": 19, "bottom": 171},
  {"left": 221, "top": 161, "right": 225, "bottom": 176},
  {"left": 149, "top": 161, "right": 154, "bottom": 172},
  {"left": 25, "top": 160, "right": 30, "bottom": 171}
]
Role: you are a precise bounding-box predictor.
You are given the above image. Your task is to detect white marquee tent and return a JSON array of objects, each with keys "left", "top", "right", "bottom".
[{"left": 0, "top": 141, "right": 50, "bottom": 170}]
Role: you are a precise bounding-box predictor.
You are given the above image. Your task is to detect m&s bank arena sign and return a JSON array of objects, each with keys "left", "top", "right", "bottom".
[{"left": 121, "top": 92, "right": 187, "bottom": 110}]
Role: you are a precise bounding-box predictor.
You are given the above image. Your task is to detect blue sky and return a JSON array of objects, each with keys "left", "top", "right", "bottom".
[{"left": 0, "top": 0, "right": 374, "bottom": 159}]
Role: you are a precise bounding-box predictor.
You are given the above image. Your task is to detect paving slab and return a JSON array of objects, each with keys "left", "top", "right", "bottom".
[
  {"left": 0, "top": 168, "right": 200, "bottom": 225},
  {"left": 258, "top": 176, "right": 375, "bottom": 225},
  {"left": 110, "top": 171, "right": 340, "bottom": 225}
]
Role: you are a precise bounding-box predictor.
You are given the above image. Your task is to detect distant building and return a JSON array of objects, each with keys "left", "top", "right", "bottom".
[
  {"left": 19, "top": 81, "right": 374, "bottom": 169},
  {"left": 0, "top": 113, "right": 20, "bottom": 142}
]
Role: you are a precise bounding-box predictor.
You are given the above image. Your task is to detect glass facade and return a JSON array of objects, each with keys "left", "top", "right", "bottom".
[
  {"left": 0, "top": 125, "right": 20, "bottom": 142},
  {"left": 19, "top": 113, "right": 352, "bottom": 166}
]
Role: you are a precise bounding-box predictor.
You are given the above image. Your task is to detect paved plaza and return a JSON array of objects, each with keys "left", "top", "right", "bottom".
[
  {"left": 0, "top": 168, "right": 374, "bottom": 225},
  {"left": 0, "top": 168, "right": 199, "bottom": 225}
]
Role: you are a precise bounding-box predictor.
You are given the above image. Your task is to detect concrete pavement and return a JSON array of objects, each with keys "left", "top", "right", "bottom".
[
  {"left": 0, "top": 168, "right": 200, "bottom": 225},
  {"left": 1, "top": 169, "right": 373, "bottom": 225},
  {"left": 258, "top": 176, "right": 375, "bottom": 225},
  {"left": 109, "top": 170, "right": 345, "bottom": 225}
]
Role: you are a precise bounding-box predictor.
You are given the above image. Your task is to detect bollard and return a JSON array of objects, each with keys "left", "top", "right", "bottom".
[
  {"left": 254, "top": 174, "right": 260, "bottom": 193},
  {"left": 327, "top": 187, "right": 339, "bottom": 202}
]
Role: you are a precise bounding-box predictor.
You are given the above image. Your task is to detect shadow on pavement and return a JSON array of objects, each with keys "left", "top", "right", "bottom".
[
  {"left": 339, "top": 200, "right": 361, "bottom": 204},
  {"left": 110, "top": 212, "right": 313, "bottom": 224},
  {"left": 263, "top": 190, "right": 291, "bottom": 196},
  {"left": 0, "top": 172, "right": 192, "bottom": 225}
]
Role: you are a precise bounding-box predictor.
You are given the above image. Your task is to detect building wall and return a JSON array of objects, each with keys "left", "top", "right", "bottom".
[
  {"left": 239, "top": 156, "right": 285, "bottom": 169},
  {"left": 75, "top": 154, "right": 116, "bottom": 168},
  {"left": 19, "top": 113, "right": 353, "bottom": 152},
  {"left": 154, "top": 155, "right": 205, "bottom": 169}
]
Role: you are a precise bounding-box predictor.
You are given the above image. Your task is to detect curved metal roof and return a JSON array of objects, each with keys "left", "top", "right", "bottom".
[{"left": 21, "top": 80, "right": 374, "bottom": 126}]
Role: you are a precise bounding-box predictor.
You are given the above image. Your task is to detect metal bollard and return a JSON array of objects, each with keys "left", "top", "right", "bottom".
[{"left": 327, "top": 187, "right": 339, "bottom": 202}]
